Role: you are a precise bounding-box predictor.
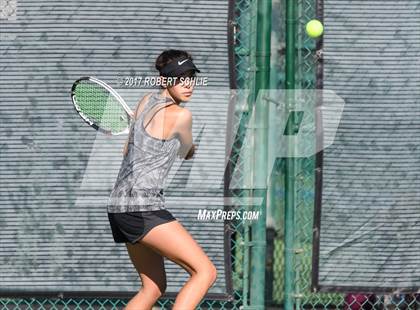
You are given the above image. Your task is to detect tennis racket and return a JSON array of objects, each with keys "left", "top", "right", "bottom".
[{"left": 71, "top": 77, "right": 134, "bottom": 135}]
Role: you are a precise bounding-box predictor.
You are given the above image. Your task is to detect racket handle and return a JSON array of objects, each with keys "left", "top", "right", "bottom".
[{"left": 185, "top": 143, "right": 197, "bottom": 160}]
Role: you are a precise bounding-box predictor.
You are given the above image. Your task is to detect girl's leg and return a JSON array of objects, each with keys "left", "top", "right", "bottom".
[
  {"left": 124, "top": 241, "right": 167, "bottom": 310},
  {"left": 140, "top": 220, "right": 217, "bottom": 310}
]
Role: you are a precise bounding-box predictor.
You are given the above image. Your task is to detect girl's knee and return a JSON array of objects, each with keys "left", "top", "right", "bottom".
[
  {"left": 196, "top": 262, "right": 217, "bottom": 286},
  {"left": 142, "top": 282, "right": 166, "bottom": 300},
  {"left": 207, "top": 263, "right": 217, "bottom": 285}
]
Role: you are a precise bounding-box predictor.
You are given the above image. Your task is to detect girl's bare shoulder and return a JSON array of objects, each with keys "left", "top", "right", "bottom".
[
  {"left": 134, "top": 93, "right": 154, "bottom": 119},
  {"left": 174, "top": 106, "right": 192, "bottom": 119}
]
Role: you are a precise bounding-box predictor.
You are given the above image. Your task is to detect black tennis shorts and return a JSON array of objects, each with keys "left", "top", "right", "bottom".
[{"left": 107, "top": 209, "right": 177, "bottom": 244}]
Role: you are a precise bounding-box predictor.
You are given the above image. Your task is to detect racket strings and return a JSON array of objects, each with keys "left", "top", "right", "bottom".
[{"left": 73, "top": 80, "right": 129, "bottom": 134}]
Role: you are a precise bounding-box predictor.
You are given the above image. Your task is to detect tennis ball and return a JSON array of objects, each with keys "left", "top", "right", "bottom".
[{"left": 306, "top": 19, "right": 324, "bottom": 38}]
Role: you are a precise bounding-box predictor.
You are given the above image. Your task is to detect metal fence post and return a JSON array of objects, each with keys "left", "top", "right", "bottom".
[
  {"left": 250, "top": 0, "right": 272, "bottom": 304},
  {"left": 284, "top": 0, "right": 297, "bottom": 309}
]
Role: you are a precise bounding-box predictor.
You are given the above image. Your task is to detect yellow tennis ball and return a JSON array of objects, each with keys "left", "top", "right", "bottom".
[{"left": 306, "top": 19, "right": 324, "bottom": 38}]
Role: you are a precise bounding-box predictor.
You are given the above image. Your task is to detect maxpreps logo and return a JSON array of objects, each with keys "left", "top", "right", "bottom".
[{"left": 197, "top": 209, "right": 260, "bottom": 221}]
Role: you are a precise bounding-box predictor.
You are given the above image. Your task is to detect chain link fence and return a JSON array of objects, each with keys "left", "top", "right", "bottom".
[{"left": 270, "top": 0, "right": 420, "bottom": 309}]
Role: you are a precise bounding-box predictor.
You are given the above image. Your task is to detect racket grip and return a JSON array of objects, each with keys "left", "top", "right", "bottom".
[
  {"left": 185, "top": 143, "right": 197, "bottom": 160},
  {"left": 122, "top": 139, "right": 129, "bottom": 156}
]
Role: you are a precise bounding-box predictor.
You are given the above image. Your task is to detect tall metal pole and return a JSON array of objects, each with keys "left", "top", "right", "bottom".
[
  {"left": 284, "top": 0, "right": 297, "bottom": 309},
  {"left": 242, "top": 0, "right": 257, "bottom": 307},
  {"left": 249, "top": 0, "right": 271, "bottom": 308}
]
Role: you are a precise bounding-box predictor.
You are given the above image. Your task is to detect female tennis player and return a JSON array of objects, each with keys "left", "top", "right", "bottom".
[{"left": 107, "top": 49, "right": 217, "bottom": 310}]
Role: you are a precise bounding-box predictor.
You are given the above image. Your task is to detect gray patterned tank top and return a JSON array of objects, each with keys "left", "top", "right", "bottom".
[{"left": 107, "top": 91, "right": 182, "bottom": 213}]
